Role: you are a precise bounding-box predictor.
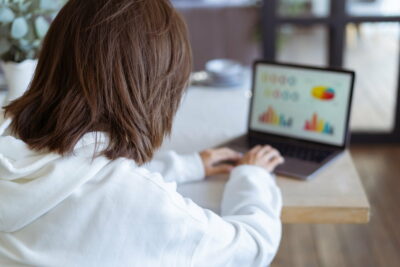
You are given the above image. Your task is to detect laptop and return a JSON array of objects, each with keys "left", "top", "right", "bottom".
[{"left": 225, "top": 61, "right": 355, "bottom": 180}]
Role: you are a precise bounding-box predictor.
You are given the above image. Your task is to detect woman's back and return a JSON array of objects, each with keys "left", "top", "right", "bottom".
[
  {"left": 0, "top": 118, "right": 282, "bottom": 267},
  {"left": 0, "top": 126, "right": 206, "bottom": 266}
]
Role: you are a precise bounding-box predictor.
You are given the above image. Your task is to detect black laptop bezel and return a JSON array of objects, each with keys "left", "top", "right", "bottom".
[{"left": 247, "top": 60, "right": 356, "bottom": 150}]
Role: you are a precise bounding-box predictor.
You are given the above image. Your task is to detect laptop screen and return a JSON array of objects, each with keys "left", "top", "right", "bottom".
[{"left": 249, "top": 62, "right": 354, "bottom": 147}]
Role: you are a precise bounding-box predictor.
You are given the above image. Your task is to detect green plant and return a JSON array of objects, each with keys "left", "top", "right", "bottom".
[{"left": 0, "top": 0, "right": 66, "bottom": 62}]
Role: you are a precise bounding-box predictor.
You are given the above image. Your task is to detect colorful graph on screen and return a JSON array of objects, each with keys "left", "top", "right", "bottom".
[
  {"left": 304, "top": 113, "right": 334, "bottom": 135},
  {"left": 264, "top": 89, "right": 300, "bottom": 102},
  {"left": 312, "top": 86, "right": 335, "bottom": 100},
  {"left": 259, "top": 106, "right": 293, "bottom": 127}
]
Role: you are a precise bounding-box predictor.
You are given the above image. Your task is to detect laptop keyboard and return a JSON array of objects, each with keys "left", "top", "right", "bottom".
[{"left": 249, "top": 139, "right": 335, "bottom": 163}]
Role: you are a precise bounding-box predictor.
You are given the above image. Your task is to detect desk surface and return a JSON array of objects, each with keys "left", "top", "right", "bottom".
[
  {"left": 161, "top": 81, "right": 370, "bottom": 224},
  {"left": 178, "top": 151, "right": 369, "bottom": 224}
]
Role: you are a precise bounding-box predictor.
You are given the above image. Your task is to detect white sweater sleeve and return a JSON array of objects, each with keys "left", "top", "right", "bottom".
[
  {"left": 191, "top": 165, "right": 282, "bottom": 267},
  {"left": 144, "top": 151, "right": 205, "bottom": 184}
]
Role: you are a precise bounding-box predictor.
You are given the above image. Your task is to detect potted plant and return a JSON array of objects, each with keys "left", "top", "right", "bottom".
[{"left": 0, "top": 0, "right": 65, "bottom": 105}]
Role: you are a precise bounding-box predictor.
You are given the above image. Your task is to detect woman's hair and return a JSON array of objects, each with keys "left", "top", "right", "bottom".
[{"left": 4, "top": 0, "right": 192, "bottom": 165}]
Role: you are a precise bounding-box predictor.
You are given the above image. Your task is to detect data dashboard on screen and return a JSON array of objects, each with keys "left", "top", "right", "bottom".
[{"left": 249, "top": 63, "right": 353, "bottom": 146}]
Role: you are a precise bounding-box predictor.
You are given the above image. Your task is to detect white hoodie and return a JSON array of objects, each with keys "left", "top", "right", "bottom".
[{"left": 0, "top": 116, "right": 282, "bottom": 267}]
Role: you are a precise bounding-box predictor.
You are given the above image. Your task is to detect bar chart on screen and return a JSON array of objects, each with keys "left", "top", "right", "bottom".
[
  {"left": 259, "top": 106, "right": 293, "bottom": 127},
  {"left": 304, "top": 113, "right": 334, "bottom": 135}
]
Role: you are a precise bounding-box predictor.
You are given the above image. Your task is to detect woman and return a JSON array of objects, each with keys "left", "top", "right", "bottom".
[{"left": 0, "top": 0, "right": 284, "bottom": 266}]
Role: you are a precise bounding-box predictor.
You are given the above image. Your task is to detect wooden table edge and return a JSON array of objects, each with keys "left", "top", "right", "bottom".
[{"left": 281, "top": 206, "right": 370, "bottom": 224}]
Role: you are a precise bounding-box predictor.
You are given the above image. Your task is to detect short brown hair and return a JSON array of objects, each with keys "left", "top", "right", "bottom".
[{"left": 5, "top": 0, "right": 192, "bottom": 165}]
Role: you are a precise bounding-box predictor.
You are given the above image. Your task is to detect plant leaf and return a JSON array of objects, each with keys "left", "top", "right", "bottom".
[
  {"left": 32, "top": 39, "right": 41, "bottom": 48},
  {"left": 11, "top": 17, "right": 29, "bottom": 39},
  {"left": 18, "top": 38, "right": 29, "bottom": 49},
  {"left": 0, "top": 38, "right": 11, "bottom": 55},
  {"left": 34, "top": 16, "right": 49, "bottom": 38},
  {"left": 18, "top": 1, "right": 32, "bottom": 13},
  {"left": 40, "top": 0, "right": 62, "bottom": 10},
  {"left": 27, "top": 50, "right": 35, "bottom": 59},
  {"left": 0, "top": 7, "right": 15, "bottom": 23}
]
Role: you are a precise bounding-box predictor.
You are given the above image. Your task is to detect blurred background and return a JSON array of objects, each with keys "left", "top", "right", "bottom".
[
  {"left": 173, "top": 0, "right": 400, "bottom": 140},
  {"left": 1, "top": 0, "right": 399, "bottom": 141}
]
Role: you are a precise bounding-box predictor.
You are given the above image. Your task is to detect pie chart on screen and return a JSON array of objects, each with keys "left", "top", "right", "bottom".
[{"left": 312, "top": 86, "right": 335, "bottom": 100}]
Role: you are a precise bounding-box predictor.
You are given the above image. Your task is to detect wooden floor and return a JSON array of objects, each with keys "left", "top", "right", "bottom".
[{"left": 271, "top": 145, "right": 400, "bottom": 267}]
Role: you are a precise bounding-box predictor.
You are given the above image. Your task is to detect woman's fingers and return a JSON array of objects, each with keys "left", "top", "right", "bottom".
[
  {"left": 256, "top": 145, "right": 272, "bottom": 157},
  {"left": 249, "top": 145, "right": 262, "bottom": 155},
  {"left": 238, "top": 144, "right": 284, "bottom": 173},
  {"left": 212, "top": 147, "right": 242, "bottom": 163},
  {"left": 200, "top": 147, "right": 242, "bottom": 176},
  {"left": 262, "top": 149, "right": 281, "bottom": 162},
  {"left": 266, "top": 156, "right": 285, "bottom": 172},
  {"left": 201, "top": 145, "right": 284, "bottom": 175},
  {"left": 215, "top": 147, "right": 242, "bottom": 159}
]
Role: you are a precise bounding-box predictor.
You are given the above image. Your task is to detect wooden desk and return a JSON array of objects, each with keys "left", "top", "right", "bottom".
[
  {"left": 160, "top": 82, "right": 370, "bottom": 224},
  {"left": 178, "top": 150, "right": 369, "bottom": 224},
  {"left": 276, "top": 151, "right": 369, "bottom": 224}
]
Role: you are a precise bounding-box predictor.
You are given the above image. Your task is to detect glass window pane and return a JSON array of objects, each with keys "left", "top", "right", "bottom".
[
  {"left": 345, "top": 22, "right": 399, "bottom": 132},
  {"left": 277, "top": 25, "right": 328, "bottom": 66},
  {"left": 347, "top": 0, "right": 400, "bottom": 17},
  {"left": 278, "top": 0, "right": 330, "bottom": 17}
]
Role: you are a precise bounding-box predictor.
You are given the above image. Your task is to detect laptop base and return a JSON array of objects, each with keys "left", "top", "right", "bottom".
[{"left": 221, "top": 135, "right": 343, "bottom": 180}]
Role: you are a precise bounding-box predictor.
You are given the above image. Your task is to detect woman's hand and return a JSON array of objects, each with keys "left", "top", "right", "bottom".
[
  {"left": 238, "top": 145, "right": 284, "bottom": 173},
  {"left": 200, "top": 148, "right": 242, "bottom": 176}
]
